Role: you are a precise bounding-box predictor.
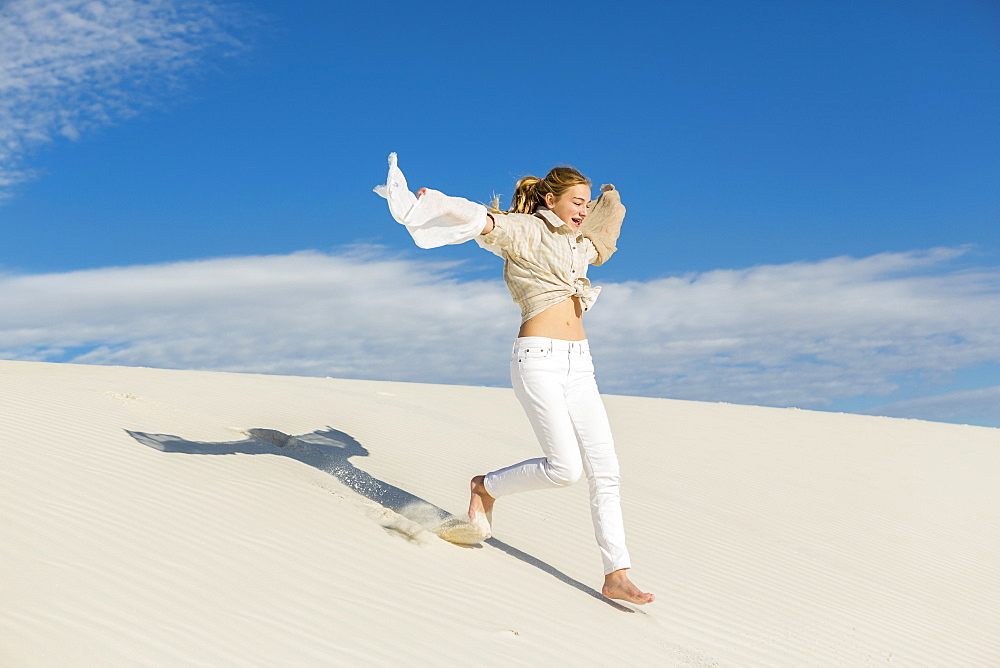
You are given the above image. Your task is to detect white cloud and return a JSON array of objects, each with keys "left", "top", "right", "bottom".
[
  {"left": 0, "top": 0, "right": 246, "bottom": 197},
  {"left": 1, "top": 245, "right": 998, "bottom": 426},
  {"left": 587, "top": 247, "right": 1000, "bottom": 408},
  {"left": 0, "top": 247, "right": 516, "bottom": 383}
]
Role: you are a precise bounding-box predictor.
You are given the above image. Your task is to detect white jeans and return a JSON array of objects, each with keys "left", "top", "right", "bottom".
[{"left": 484, "top": 337, "right": 631, "bottom": 574}]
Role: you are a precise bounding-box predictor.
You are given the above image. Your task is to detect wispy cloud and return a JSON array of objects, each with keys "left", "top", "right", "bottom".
[
  {"left": 2, "top": 244, "right": 998, "bottom": 427},
  {"left": 0, "top": 0, "right": 246, "bottom": 197}
]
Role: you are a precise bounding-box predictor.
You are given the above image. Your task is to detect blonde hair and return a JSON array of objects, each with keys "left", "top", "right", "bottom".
[{"left": 490, "top": 166, "right": 591, "bottom": 214}]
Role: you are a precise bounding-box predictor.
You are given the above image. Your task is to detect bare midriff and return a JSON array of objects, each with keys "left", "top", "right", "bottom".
[{"left": 517, "top": 297, "right": 586, "bottom": 341}]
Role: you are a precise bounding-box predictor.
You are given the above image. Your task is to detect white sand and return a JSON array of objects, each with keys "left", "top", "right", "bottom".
[{"left": 1, "top": 359, "right": 998, "bottom": 665}]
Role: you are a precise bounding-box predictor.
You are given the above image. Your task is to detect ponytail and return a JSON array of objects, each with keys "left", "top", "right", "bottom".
[{"left": 490, "top": 167, "right": 591, "bottom": 215}]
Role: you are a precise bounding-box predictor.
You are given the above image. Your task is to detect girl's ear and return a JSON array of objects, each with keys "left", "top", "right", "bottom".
[{"left": 544, "top": 192, "right": 555, "bottom": 207}]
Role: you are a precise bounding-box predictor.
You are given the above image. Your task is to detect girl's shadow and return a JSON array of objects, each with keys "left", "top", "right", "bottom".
[
  {"left": 127, "top": 427, "right": 635, "bottom": 612},
  {"left": 130, "top": 427, "right": 442, "bottom": 523}
]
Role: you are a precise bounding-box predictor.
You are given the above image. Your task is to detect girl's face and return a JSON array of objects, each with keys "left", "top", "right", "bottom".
[{"left": 545, "top": 184, "right": 592, "bottom": 228}]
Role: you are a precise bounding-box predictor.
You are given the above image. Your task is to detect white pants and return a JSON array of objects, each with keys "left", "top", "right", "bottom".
[{"left": 484, "top": 337, "right": 631, "bottom": 574}]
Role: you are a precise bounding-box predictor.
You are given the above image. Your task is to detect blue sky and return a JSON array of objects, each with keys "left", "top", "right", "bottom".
[{"left": 1, "top": 0, "right": 999, "bottom": 427}]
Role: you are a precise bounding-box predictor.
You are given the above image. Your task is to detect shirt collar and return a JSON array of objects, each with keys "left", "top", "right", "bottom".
[{"left": 534, "top": 207, "right": 577, "bottom": 234}]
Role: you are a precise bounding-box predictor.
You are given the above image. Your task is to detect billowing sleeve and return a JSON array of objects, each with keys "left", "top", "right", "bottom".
[
  {"left": 374, "top": 153, "right": 489, "bottom": 249},
  {"left": 580, "top": 184, "right": 625, "bottom": 266}
]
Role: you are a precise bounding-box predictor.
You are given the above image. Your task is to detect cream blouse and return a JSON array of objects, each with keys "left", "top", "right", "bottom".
[{"left": 477, "top": 186, "right": 625, "bottom": 323}]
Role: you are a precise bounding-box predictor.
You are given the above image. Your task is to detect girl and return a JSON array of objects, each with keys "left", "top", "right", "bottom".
[{"left": 376, "top": 154, "right": 653, "bottom": 605}]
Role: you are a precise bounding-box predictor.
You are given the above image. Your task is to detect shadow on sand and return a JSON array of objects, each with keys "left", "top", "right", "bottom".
[{"left": 128, "top": 426, "right": 634, "bottom": 613}]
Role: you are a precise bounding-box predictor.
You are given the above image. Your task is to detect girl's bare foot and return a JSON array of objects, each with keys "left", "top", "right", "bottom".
[
  {"left": 602, "top": 569, "right": 654, "bottom": 605},
  {"left": 468, "top": 475, "right": 495, "bottom": 539}
]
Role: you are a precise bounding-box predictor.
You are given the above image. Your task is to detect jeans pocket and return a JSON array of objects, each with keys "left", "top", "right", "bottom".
[{"left": 516, "top": 346, "right": 552, "bottom": 363}]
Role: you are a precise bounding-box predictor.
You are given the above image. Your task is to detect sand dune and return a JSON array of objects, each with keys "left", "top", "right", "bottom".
[{"left": 2, "top": 360, "right": 998, "bottom": 665}]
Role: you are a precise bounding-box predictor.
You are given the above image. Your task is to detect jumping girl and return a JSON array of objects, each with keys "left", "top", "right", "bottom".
[{"left": 376, "top": 154, "right": 653, "bottom": 605}]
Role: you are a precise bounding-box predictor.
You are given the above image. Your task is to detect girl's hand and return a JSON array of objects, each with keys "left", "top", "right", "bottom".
[{"left": 416, "top": 187, "right": 428, "bottom": 198}]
